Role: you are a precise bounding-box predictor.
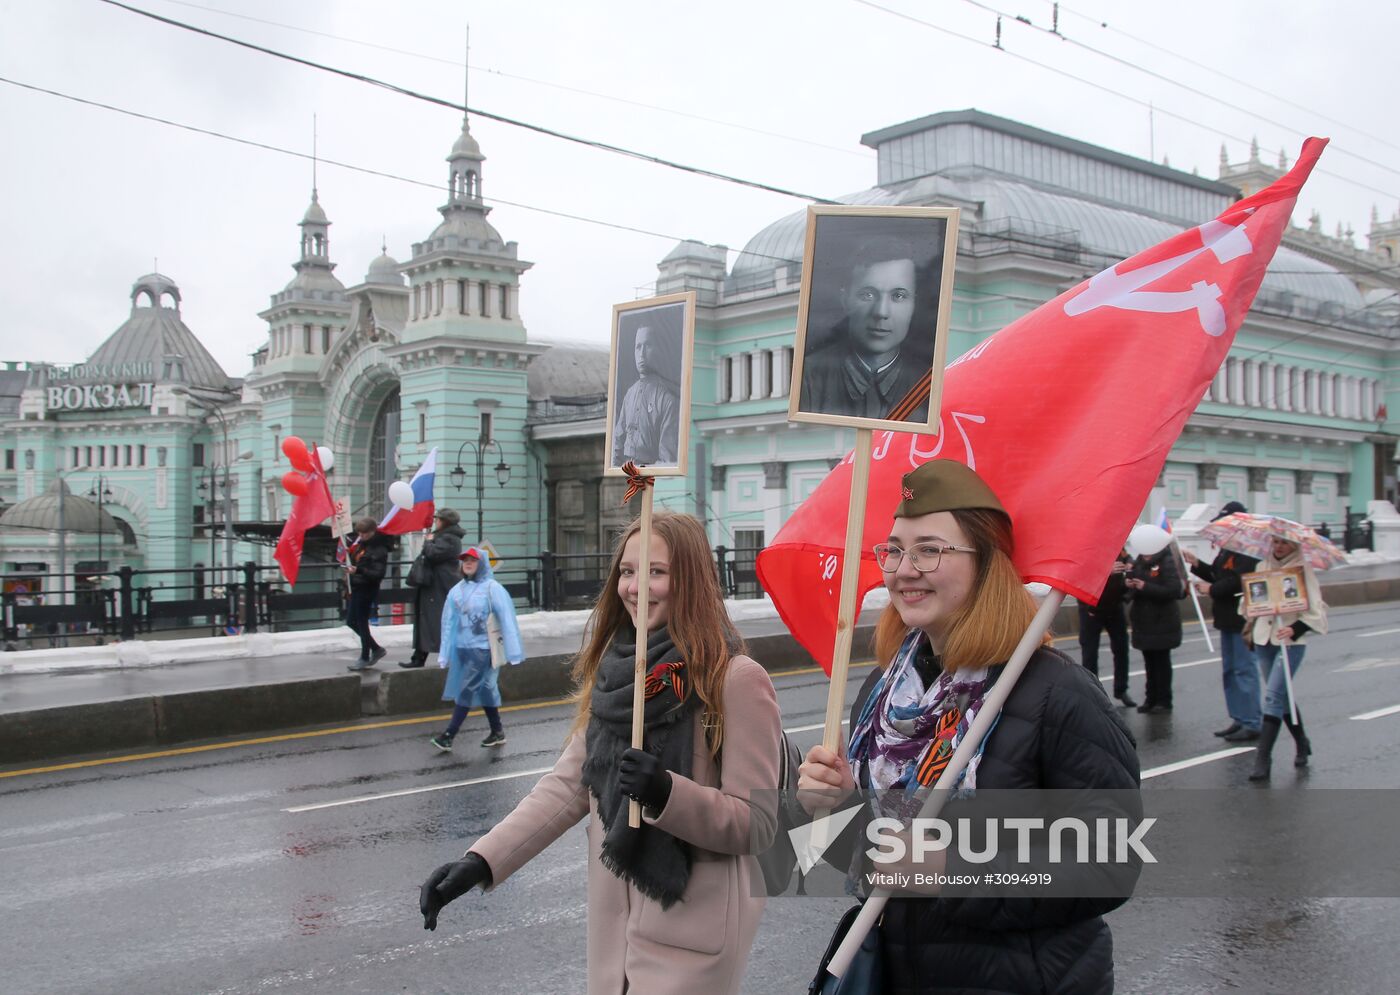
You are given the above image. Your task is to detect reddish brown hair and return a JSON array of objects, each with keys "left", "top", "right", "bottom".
[
  {"left": 570, "top": 512, "right": 742, "bottom": 756},
  {"left": 872, "top": 508, "right": 1050, "bottom": 670}
]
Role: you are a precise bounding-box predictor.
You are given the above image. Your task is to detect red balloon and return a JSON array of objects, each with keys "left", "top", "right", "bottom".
[
  {"left": 281, "top": 436, "right": 313, "bottom": 472},
  {"left": 281, "top": 471, "right": 309, "bottom": 497}
]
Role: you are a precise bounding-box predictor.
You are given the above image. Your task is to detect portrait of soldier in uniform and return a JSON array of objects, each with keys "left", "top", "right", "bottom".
[{"left": 607, "top": 297, "right": 691, "bottom": 472}]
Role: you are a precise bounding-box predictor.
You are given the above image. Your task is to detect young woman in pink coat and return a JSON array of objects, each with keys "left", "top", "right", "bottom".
[{"left": 419, "top": 512, "right": 782, "bottom": 994}]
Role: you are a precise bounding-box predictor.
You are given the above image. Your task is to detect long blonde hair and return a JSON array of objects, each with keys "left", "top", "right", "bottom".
[
  {"left": 873, "top": 508, "right": 1049, "bottom": 670},
  {"left": 571, "top": 512, "right": 742, "bottom": 757}
]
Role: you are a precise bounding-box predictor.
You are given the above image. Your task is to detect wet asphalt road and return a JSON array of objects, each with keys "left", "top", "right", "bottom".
[{"left": 2, "top": 602, "right": 1398, "bottom": 994}]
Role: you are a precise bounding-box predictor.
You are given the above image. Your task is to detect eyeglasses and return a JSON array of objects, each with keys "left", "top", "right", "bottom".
[{"left": 872, "top": 541, "right": 976, "bottom": 573}]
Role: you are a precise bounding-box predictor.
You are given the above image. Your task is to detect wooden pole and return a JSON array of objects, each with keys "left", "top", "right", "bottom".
[
  {"left": 1172, "top": 536, "right": 1213, "bottom": 654},
  {"left": 822, "top": 428, "right": 874, "bottom": 753},
  {"left": 1279, "top": 633, "right": 1299, "bottom": 725},
  {"left": 629, "top": 486, "right": 655, "bottom": 829},
  {"left": 807, "top": 430, "right": 874, "bottom": 857}
]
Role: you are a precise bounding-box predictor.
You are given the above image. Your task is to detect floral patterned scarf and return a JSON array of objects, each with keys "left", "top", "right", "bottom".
[{"left": 848, "top": 629, "right": 996, "bottom": 818}]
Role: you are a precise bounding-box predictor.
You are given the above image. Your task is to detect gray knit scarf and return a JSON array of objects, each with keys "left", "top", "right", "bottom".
[{"left": 580, "top": 625, "right": 696, "bottom": 908}]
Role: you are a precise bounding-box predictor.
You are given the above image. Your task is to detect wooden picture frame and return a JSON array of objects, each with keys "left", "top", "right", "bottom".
[
  {"left": 1275, "top": 565, "right": 1309, "bottom": 614},
  {"left": 788, "top": 205, "right": 960, "bottom": 433},
  {"left": 604, "top": 291, "right": 695, "bottom": 477},
  {"left": 1242, "top": 567, "right": 1311, "bottom": 618}
]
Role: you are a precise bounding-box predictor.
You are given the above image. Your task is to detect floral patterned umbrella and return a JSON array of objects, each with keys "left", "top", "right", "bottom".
[{"left": 1199, "top": 512, "right": 1347, "bottom": 570}]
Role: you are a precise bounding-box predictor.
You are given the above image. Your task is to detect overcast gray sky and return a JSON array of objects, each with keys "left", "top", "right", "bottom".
[{"left": 2, "top": 0, "right": 1395, "bottom": 379}]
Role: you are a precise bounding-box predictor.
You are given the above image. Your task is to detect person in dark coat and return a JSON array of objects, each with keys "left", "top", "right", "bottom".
[
  {"left": 400, "top": 509, "right": 466, "bottom": 668},
  {"left": 1181, "top": 500, "right": 1261, "bottom": 741},
  {"left": 1126, "top": 544, "right": 1185, "bottom": 713},
  {"left": 1078, "top": 547, "right": 1136, "bottom": 707},
  {"left": 797, "top": 460, "right": 1140, "bottom": 995},
  {"left": 345, "top": 517, "right": 392, "bottom": 670}
]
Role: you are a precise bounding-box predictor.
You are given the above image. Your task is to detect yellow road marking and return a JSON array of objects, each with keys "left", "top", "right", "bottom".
[
  {"left": 0, "top": 697, "right": 569, "bottom": 780},
  {"left": 2, "top": 647, "right": 1057, "bottom": 781}
]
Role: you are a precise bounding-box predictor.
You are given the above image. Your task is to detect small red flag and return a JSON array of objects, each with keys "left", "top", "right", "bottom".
[
  {"left": 758, "top": 139, "right": 1328, "bottom": 672},
  {"left": 273, "top": 449, "right": 336, "bottom": 587}
]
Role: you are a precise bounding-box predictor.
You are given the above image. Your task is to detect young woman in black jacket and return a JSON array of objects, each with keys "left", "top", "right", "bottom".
[{"left": 798, "top": 460, "right": 1140, "bottom": 995}]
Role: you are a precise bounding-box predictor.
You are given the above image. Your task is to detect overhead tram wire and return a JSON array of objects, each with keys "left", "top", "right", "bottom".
[
  {"left": 9, "top": 68, "right": 1396, "bottom": 288},
  {"left": 1039, "top": 0, "right": 1400, "bottom": 156},
  {"left": 96, "top": 0, "right": 839, "bottom": 207},
  {"left": 849, "top": 0, "right": 1398, "bottom": 202},
  {"left": 953, "top": 0, "right": 1400, "bottom": 182},
  {"left": 152, "top": 0, "right": 871, "bottom": 165},
  {"left": 0, "top": 74, "right": 798, "bottom": 268},
  {"left": 7, "top": 70, "right": 1393, "bottom": 292}
]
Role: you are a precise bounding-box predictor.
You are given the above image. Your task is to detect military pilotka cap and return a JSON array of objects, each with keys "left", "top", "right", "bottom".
[{"left": 894, "top": 459, "right": 1006, "bottom": 518}]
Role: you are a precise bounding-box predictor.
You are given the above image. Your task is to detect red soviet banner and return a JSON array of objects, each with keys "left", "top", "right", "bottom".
[
  {"left": 274, "top": 450, "right": 336, "bottom": 588},
  {"left": 758, "top": 138, "right": 1327, "bottom": 672}
]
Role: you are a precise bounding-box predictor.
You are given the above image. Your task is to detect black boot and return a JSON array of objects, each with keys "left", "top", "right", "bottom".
[
  {"left": 1283, "top": 709, "right": 1312, "bottom": 768},
  {"left": 1248, "top": 716, "right": 1282, "bottom": 782}
]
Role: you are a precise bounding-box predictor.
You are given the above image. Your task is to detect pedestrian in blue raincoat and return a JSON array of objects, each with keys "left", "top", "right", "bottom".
[{"left": 431, "top": 547, "right": 524, "bottom": 750}]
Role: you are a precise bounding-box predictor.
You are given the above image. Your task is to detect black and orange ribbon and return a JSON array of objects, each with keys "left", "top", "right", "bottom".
[
  {"left": 914, "top": 708, "right": 962, "bottom": 786},
  {"left": 620, "top": 460, "right": 655, "bottom": 504},
  {"left": 644, "top": 661, "right": 687, "bottom": 702},
  {"left": 884, "top": 370, "right": 933, "bottom": 423}
]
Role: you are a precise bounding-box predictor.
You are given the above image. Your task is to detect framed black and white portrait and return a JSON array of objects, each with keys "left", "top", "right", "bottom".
[
  {"left": 788, "top": 205, "right": 959, "bottom": 433},
  {"left": 604, "top": 291, "right": 695, "bottom": 477}
]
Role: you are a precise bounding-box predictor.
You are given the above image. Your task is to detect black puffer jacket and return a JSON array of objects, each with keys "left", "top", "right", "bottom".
[
  {"left": 348, "top": 532, "right": 392, "bottom": 590},
  {"left": 848, "top": 646, "right": 1140, "bottom": 995},
  {"left": 1127, "top": 548, "right": 1184, "bottom": 651},
  {"left": 1189, "top": 548, "right": 1258, "bottom": 633}
]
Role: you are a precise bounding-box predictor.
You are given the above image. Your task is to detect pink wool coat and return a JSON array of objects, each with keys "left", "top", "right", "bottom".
[{"left": 468, "top": 655, "right": 782, "bottom": 994}]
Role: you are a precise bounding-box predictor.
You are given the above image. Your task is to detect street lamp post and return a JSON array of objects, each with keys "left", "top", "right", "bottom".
[
  {"left": 87, "top": 475, "right": 113, "bottom": 570},
  {"left": 197, "top": 468, "right": 216, "bottom": 568},
  {"left": 172, "top": 385, "right": 248, "bottom": 573},
  {"left": 449, "top": 438, "right": 511, "bottom": 543}
]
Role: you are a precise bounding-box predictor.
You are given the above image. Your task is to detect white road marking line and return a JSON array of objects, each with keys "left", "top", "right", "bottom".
[
  {"left": 1098, "top": 656, "right": 1219, "bottom": 683},
  {"left": 287, "top": 720, "right": 853, "bottom": 812},
  {"left": 1350, "top": 703, "right": 1400, "bottom": 721},
  {"left": 1141, "top": 747, "right": 1254, "bottom": 779},
  {"left": 285, "top": 767, "right": 554, "bottom": 813},
  {"left": 1357, "top": 627, "right": 1400, "bottom": 639}
]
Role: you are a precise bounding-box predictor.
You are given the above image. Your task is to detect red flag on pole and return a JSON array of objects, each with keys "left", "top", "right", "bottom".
[
  {"left": 758, "top": 139, "right": 1327, "bottom": 673},
  {"left": 273, "top": 448, "right": 336, "bottom": 587}
]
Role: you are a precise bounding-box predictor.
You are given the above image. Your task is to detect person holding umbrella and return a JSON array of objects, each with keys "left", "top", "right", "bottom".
[
  {"left": 1246, "top": 532, "right": 1328, "bottom": 780},
  {"left": 1198, "top": 513, "right": 1337, "bottom": 781},
  {"left": 417, "top": 513, "right": 781, "bottom": 994},
  {"left": 1182, "top": 501, "right": 1262, "bottom": 742}
]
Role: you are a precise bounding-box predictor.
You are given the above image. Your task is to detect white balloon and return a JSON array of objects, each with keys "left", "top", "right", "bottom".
[
  {"left": 1126, "top": 523, "right": 1172, "bottom": 557},
  {"left": 388, "top": 480, "right": 415, "bottom": 510},
  {"left": 316, "top": 446, "right": 335, "bottom": 471}
]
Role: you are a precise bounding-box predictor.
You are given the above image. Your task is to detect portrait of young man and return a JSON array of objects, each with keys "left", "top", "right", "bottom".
[
  {"left": 609, "top": 302, "right": 684, "bottom": 470},
  {"left": 794, "top": 211, "right": 952, "bottom": 428}
]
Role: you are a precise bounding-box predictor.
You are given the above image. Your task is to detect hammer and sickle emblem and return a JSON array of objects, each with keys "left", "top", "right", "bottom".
[{"left": 1064, "top": 214, "right": 1255, "bottom": 337}]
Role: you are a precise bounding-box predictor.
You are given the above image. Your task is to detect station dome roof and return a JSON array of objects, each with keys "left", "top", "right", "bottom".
[
  {"left": 86, "top": 273, "right": 233, "bottom": 390},
  {"left": 0, "top": 478, "right": 121, "bottom": 534}
]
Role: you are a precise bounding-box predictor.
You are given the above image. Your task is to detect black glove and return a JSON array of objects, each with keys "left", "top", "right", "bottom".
[
  {"left": 420, "top": 852, "right": 492, "bottom": 930},
  {"left": 618, "top": 747, "right": 673, "bottom": 812}
]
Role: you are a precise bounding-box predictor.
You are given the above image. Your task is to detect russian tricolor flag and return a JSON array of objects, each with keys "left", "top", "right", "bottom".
[
  {"left": 1156, "top": 507, "right": 1173, "bottom": 534},
  {"left": 379, "top": 448, "right": 438, "bottom": 535}
]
